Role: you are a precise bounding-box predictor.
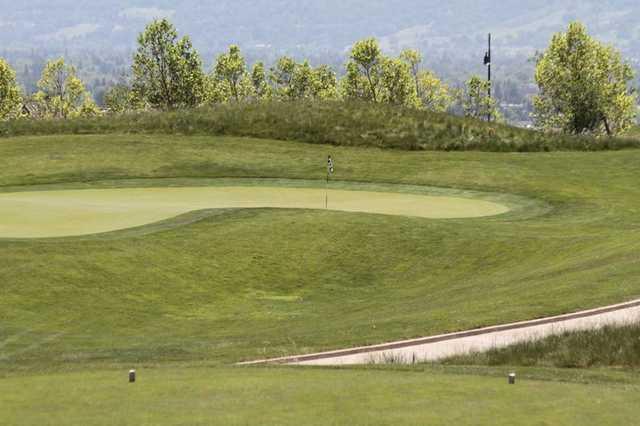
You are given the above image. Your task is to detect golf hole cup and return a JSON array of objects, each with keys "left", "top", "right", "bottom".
[
  {"left": 129, "top": 369, "right": 136, "bottom": 383},
  {"left": 508, "top": 373, "right": 516, "bottom": 385}
]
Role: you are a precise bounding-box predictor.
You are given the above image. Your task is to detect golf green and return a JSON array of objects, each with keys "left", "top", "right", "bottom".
[{"left": 0, "top": 185, "right": 509, "bottom": 238}]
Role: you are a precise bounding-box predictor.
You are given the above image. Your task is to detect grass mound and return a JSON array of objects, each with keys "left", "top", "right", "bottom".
[{"left": 2, "top": 101, "right": 639, "bottom": 152}]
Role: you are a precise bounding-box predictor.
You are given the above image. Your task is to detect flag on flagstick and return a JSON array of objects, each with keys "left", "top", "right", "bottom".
[
  {"left": 327, "top": 155, "right": 334, "bottom": 175},
  {"left": 325, "top": 155, "right": 334, "bottom": 209}
]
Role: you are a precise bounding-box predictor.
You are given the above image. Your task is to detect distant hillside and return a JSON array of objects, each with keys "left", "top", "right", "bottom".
[{"left": 1, "top": 0, "right": 639, "bottom": 61}]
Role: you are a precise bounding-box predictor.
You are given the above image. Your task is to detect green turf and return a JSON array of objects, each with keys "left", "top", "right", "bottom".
[
  {"left": 1, "top": 134, "right": 640, "bottom": 422},
  {"left": 1, "top": 366, "right": 639, "bottom": 425},
  {"left": 1, "top": 134, "right": 640, "bottom": 372}
]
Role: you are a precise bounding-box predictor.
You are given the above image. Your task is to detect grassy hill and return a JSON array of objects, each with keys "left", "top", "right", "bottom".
[
  {"left": 2, "top": 102, "right": 640, "bottom": 152},
  {"left": 1, "top": 131, "right": 640, "bottom": 423}
]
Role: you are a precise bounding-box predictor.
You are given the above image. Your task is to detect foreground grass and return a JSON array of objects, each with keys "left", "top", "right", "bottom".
[
  {"left": 443, "top": 323, "right": 640, "bottom": 369},
  {"left": 2, "top": 366, "right": 639, "bottom": 425},
  {"left": 2, "top": 101, "right": 639, "bottom": 152}
]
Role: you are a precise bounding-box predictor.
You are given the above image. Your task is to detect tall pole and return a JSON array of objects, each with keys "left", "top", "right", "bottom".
[
  {"left": 325, "top": 169, "right": 329, "bottom": 209},
  {"left": 487, "top": 33, "right": 492, "bottom": 123}
]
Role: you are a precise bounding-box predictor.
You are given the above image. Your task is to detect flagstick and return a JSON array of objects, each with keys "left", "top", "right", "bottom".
[{"left": 325, "top": 171, "right": 329, "bottom": 209}]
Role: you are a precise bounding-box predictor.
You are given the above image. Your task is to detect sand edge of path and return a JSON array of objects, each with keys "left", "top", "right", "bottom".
[{"left": 239, "top": 298, "right": 640, "bottom": 366}]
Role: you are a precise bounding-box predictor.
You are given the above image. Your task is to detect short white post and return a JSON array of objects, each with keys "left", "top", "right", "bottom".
[
  {"left": 129, "top": 369, "right": 136, "bottom": 383},
  {"left": 508, "top": 373, "right": 516, "bottom": 385}
]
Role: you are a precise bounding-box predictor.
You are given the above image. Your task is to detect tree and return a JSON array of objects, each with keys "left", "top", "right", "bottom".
[
  {"left": 534, "top": 22, "right": 637, "bottom": 136},
  {"left": 132, "top": 19, "right": 205, "bottom": 110},
  {"left": 269, "top": 56, "right": 297, "bottom": 99},
  {"left": 104, "top": 83, "right": 139, "bottom": 113},
  {"left": 0, "top": 59, "right": 22, "bottom": 120},
  {"left": 310, "top": 65, "right": 338, "bottom": 100},
  {"left": 416, "top": 71, "right": 454, "bottom": 113},
  {"left": 35, "top": 58, "right": 97, "bottom": 118},
  {"left": 213, "top": 45, "right": 253, "bottom": 102},
  {"left": 268, "top": 57, "right": 337, "bottom": 101},
  {"left": 346, "top": 38, "right": 384, "bottom": 102},
  {"left": 400, "top": 49, "right": 422, "bottom": 97},
  {"left": 341, "top": 62, "right": 370, "bottom": 100},
  {"left": 379, "top": 57, "right": 418, "bottom": 107},
  {"left": 289, "top": 60, "right": 314, "bottom": 99},
  {"left": 251, "top": 62, "right": 272, "bottom": 100},
  {"left": 461, "top": 75, "right": 500, "bottom": 121}
]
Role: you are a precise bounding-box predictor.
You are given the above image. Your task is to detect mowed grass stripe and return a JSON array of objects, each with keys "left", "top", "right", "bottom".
[{"left": 1, "top": 366, "right": 638, "bottom": 425}]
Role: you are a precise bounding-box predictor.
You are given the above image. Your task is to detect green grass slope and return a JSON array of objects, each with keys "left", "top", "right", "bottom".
[
  {"left": 1, "top": 134, "right": 640, "bottom": 374},
  {"left": 2, "top": 102, "right": 640, "bottom": 152}
]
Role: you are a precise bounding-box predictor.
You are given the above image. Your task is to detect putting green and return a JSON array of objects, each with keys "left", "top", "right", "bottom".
[{"left": 0, "top": 186, "right": 509, "bottom": 238}]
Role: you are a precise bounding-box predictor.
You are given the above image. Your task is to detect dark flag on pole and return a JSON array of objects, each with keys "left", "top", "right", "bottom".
[
  {"left": 327, "top": 155, "right": 334, "bottom": 174},
  {"left": 325, "top": 155, "right": 334, "bottom": 209},
  {"left": 484, "top": 51, "right": 491, "bottom": 66}
]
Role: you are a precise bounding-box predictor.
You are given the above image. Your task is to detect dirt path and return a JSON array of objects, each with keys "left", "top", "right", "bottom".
[{"left": 240, "top": 298, "right": 640, "bottom": 366}]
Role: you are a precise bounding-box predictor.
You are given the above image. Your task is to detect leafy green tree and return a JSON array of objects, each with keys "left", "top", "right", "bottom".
[
  {"left": 344, "top": 39, "right": 418, "bottom": 107},
  {"left": 213, "top": 45, "right": 253, "bottom": 102},
  {"left": 132, "top": 19, "right": 205, "bottom": 110},
  {"left": 289, "top": 60, "right": 314, "bottom": 99},
  {"left": 251, "top": 62, "right": 272, "bottom": 100},
  {"left": 379, "top": 57, "right": 418, "bottom": 107},
  {"left": 341, "top": 62, "right": 370, "bottom": 100},
  {"left": 104, "top": 83, "right": 141, "bottom": 113},
  {"left": 461, "top": 75, "right": 500, "bottom": 121},
  {"left": 400, "top": 49, "right": 422, "bottom": 97},
  {"left": 268, "top": 57, "right": 337, "bottom": 101},
  {"left": 269, "top": 56, "right": 297, "bottom": 99},
  {"left": 310, "top": 65, "right": 338, "bottom": 100},
  {"left": 534, "top": 22, "right": 636, "bottom": 136},
  {"left": 416, "top": 71, "right": 454, "bottom": 113},
  {"left": 346, "top": 38, "right": 384, "bottom": 102},
  {"left": 35, "top": 58, "right": 97, "bottom": 118},
  {"left": 0, "top": 59, "right": 22, "bottom": 120}
]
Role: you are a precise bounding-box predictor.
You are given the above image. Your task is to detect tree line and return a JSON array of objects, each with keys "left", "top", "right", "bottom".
[{"left": 0, "top": 20, "right": 636, "bottom": 136}]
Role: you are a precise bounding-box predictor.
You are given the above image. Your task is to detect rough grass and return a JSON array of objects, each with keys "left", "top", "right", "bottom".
[
  {"left": 441, "top": 323, "right": 640, "bottom": 369},
  {"left": 2, "top": 101, "right": 639, "bottom": 152}
]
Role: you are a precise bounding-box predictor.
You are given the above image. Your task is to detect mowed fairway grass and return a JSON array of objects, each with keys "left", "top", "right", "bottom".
[
  {"left": 1, "top": 134, "right": 640, "bottom": 423},
  {"left": 2, "top": 366, "right": 639, "bottom": 425}
]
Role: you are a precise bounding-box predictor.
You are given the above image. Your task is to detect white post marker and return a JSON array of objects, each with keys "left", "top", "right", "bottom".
[
  {"left": 129, "top": 369, "right": 136, "bottom": 383},
  {"left": 326, "top": 155, "right": 334, "bottom": 209},
  {"left": 508, "top": 373, "right": 516, "bottom": 385}
]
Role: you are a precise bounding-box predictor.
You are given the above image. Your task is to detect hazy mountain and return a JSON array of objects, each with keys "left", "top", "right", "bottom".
[{"left": 1, "top": 0, "right": 639, "bottom": 61}]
